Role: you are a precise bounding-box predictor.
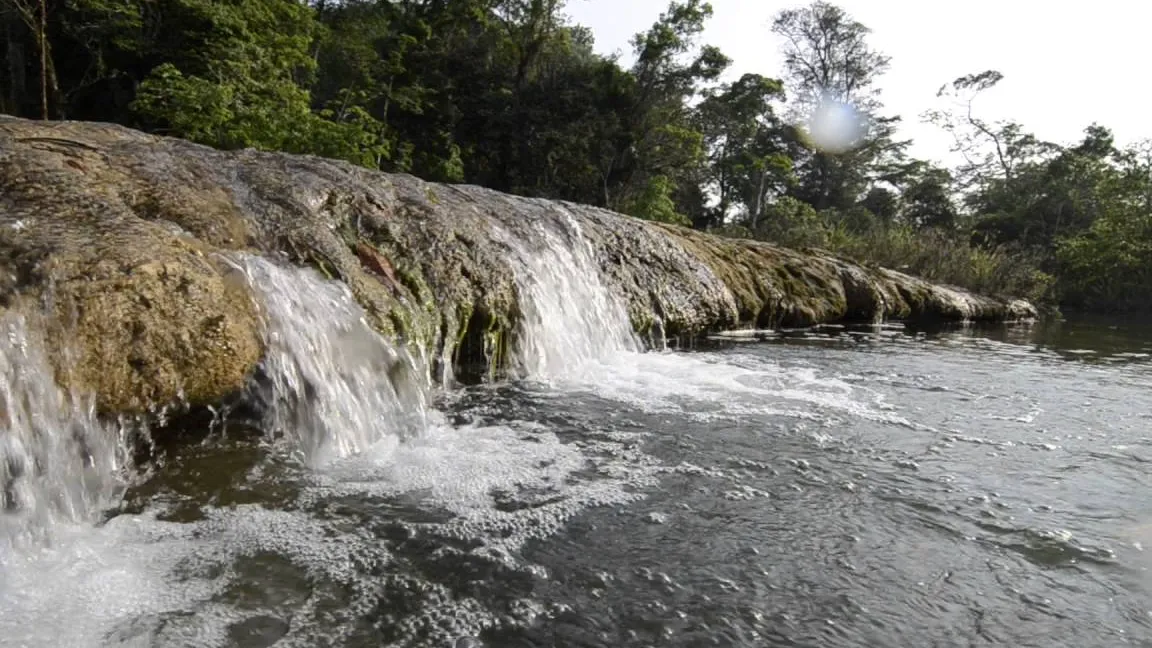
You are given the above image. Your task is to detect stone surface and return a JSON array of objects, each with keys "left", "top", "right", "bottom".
[{"left": 0, "top": 116, "right": 1037, "bottom": 414}]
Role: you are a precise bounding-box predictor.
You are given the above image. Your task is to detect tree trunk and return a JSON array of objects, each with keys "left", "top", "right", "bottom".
[
  {"left": 750, "top": 168, "right": 768, "bottom": 230},
  {"left": 4, "top": 10, "right": 27, "bottom": 115},
  {"left": 37, "top": 0, "right": 44, "bottom": 118},
  {"left": 4, "top": 0, "right": 57, "bottom": 118}
]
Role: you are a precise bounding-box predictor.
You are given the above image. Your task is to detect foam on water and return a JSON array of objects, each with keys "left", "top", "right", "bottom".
[
  {"left": 0, "top": 513, "right": 219, "bottom": 647},
  {"left": 0, "top": 238, "right": 902, "bottom": 645},
  {"left": 0, "top": 316, "right": 216, "bottom": 647},
  {"left": 27, "top": 247, "right": 664, "bottom": 645},
  {"left": 240, "top": 255, "right": 433, "bottom": 466},
  {"left": 488, "top": 210, "right": 897, "bottom": 429},
  {"left": 0, "top": 418, "right": 662, "bottom": 645},
  {"left": 237, "top": 246, "right": 661, "bottom": 565},
  {"left": 542, "top": 346, "right": 918, "bottom": 429},
  {"left": 313, "top": 415, "right": 661, "bottom": 560}
]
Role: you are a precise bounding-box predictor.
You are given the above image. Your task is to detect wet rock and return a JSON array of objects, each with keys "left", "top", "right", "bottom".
[
  {"left": 0, "top": 116, "right": 1037, "bottom": 416},
  {"left": 0, "top": 124, "right": 262, "bottom": 413}
]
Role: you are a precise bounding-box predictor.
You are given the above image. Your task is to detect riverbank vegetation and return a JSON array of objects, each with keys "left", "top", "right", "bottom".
[{"left": 1, "top": 0, "right": 1147, "bottom": 312}]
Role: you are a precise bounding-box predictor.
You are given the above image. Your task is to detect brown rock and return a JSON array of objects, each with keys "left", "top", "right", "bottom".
[{"left": 0, "top": 115, "right": 1037, "bottom": 415}]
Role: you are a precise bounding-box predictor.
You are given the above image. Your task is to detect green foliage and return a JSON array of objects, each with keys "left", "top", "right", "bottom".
[
  {"left": 755, "top": 196, "right": 827, "bottom": 248},
  {"left": 1056, "top": 198, "right": 1152, "bottom": 312},
  {"left": 771, "top": 1, "right": 909, "bottom": 213},
  {"left": 734, "top": 216, "right": 1053, "bottom": 303},
  {"left": 696, "top": 73, "right": 794, "bottom": 229},
  {"left": 624, "top": 175, "right": 691, "bottom": 226},
  {"left": 833, "top": 225, "right": 1054, "bottom": 303}
]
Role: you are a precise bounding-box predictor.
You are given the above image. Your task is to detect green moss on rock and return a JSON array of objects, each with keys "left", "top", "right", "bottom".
[{"left": 0, "top": 116, "right": 1037, "bottom": 419}]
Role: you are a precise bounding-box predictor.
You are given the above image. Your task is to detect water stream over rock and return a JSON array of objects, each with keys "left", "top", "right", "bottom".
[
  {"left": 6, "top": 118, "right": 1135, "bottom": 648},
  {"left": 240, "top": 255, "right": 433, "bottom": 467},
  {"left": 0, "top": 313, "right": 133, "bottom": 549},
  {"left": 497, "top": 211, "right": 641, "bottom": 380}
]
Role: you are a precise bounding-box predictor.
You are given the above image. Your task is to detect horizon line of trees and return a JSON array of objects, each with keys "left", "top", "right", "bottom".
[{"left": 2, "top": 0, "right": 1149, "bottom": 312}]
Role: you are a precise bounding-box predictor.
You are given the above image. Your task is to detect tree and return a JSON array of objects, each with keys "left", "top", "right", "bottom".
[
  {"left": 860, "top": 185, "right": 898, "bottom": 223},
  {"left": 923, "top": 70, "right": 1055, "bottom": 192},
  {"left": 696, "top": 72, "right": 795, "bottom": 229},
  {"left": 771, "top": 1, "right": 888, "bottom": 114},
  {"left": 607, "top": 0, "right": 728, "bottom": 221},
  {"left": 1, "top": 0, "right": 60, "bottom": 118},
  {"left": 967, "top": 125, "right": 1121, "bottom": 250},
  {"left": 899, "top": 164, "right": 958, "bottom": 230},
  {"left": 1055, "top": 140, "right": 1152, "bottom": 311},
  {"left": 129, "top": 0, "right": 384, "bottom": 163},
  {"left": 770, "top": 1, "right": 908, "bottom": 212}
]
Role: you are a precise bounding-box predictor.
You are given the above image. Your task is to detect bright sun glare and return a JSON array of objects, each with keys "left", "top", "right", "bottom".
[{"left": 806, "top": 95, "right": 866, "bottom": 154}]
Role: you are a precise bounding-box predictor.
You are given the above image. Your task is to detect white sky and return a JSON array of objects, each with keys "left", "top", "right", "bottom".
[{"left": 564, "top": 0, "right": 1150, "bottom": 164}]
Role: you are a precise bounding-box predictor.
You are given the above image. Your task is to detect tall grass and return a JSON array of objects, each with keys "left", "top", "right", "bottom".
[{"left": 715, "top": 221, "right": 1055, "bottom": 303}]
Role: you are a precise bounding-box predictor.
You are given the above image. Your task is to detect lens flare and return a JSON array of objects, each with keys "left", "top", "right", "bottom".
[{"left": 806, "top": 95, "right": 865, "bottom": 154}]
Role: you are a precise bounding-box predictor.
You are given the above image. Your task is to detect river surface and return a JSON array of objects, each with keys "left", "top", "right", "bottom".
[
  {"left": 4, "top": 311, "right": 1152, "bottom": 648},
  {"left": 3, "top": 214, "right": 1152, "bottom": 648}
]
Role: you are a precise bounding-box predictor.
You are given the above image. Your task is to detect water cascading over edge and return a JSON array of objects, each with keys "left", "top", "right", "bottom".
[
  {"left": 497, "top": 210, "right": 642, "bottom": 380},
  {"left": 0, "top": 313, "right": 132, "bottom": 547},
  {"left": 240, "top": 255, "right": 434, "bottom": 467},
  {"left": 0, "top": 211, "right": 646, "bottom": 544}
]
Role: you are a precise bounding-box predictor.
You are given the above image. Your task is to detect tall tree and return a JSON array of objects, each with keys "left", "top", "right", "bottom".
[
  {"left": 609, "top": 0, "right": 728, "bottom": 223},
  {"left": 923, "top": 70, "right": 1055, "bottom": 192},
  {"left": 771, "top": 1, "right": 887, "bottom": 114},
  {"left": 770, "top": 1, "right": 907, "bottom": 212},
  {"left": 1, "top": 0, "right": 59, "bottom": 117},
  {"left": 1056, "top": 136, "right": 1152, "bottom": 311},
  {"left": 696, "top": 72, "right": 795, "bottom": 229}
]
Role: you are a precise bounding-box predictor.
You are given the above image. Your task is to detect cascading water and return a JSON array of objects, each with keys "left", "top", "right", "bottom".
[
  {"left": 239, "top": 256, "right": 433, "bottom": 466},
  {"left": 498, "top": 210, "right": 642, "bottom": 380},
  {"left": 0, "top": 226, "right": 966, "bottom": 648},
  {"left": 0, "top": 313, "right": 131, "bottom": 548}
]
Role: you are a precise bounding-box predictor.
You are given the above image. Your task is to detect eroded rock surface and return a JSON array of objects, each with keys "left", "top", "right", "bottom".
[{"left": 0, "top": 116, "right": 1036, "bottom": 414}]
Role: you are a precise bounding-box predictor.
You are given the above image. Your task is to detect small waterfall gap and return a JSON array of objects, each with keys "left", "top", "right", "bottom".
[
  {"left": 499, "top": 210, "right": 642, "bottom": 379},
  {"left": 0, "top": 313, "right": 131, "bottom": 549},
  {"left": 240, "top": 255, "right": 434, "bottom": 467}
]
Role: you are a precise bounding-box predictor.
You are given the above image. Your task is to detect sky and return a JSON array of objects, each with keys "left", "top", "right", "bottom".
[{"left": 564, "top": 0, "right": 1151, "bottom": 165}]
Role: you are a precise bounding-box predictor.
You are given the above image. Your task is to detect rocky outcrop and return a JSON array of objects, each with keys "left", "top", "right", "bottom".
[{"left": 0, "top": 117, "right": 1036, "bottom": 414}]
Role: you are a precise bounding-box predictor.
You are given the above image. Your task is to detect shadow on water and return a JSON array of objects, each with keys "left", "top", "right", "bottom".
[{"left": 696, "top": 315, "right": 1152, "bottom": 368}]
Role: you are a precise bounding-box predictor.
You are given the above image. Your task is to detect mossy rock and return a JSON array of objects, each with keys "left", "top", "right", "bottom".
[{"left": 0, "top": 115, "right": 1037, "bottom": 419}]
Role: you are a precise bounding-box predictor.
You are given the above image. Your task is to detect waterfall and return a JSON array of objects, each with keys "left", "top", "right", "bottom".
[
  {"left": 0, "top": 313, "right": 131, "bottom": 547},
  {"left": 240, "top": 256, "right": 433, "bottom": 466},
  {"left": 0, "top": 218, "right": 640, "bottom": 543},
  {"left": 499, "top": 211, "right": 641, "bottom": 380}
]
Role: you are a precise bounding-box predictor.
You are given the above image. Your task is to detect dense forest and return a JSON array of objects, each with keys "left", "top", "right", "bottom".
[{"left": 1, "top": 0, "right": 1148, "bottom": 312}]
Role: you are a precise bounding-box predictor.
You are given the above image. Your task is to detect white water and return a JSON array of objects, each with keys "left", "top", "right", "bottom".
[
  {"left": 0, "top": 232, "right": 900, "bottom": 646},
  {"left": 0, "top": 313, "right": 131, "bottom": 549},
  {"left": 240, "top": 256, "right": 433, "bottom": 466},
  {"left": 498, "top": 211, "right": 641, "bottom": 380},
  {"left": 489, "top": 212, "right": 905, "bottom": 427}
]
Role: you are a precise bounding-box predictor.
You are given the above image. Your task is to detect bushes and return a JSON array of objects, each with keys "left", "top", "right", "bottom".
[
  {"left": 715, "top": 218, "right": 1055, "bottom": 303},
  {"left": 1056, "top": 206, "right": 1152, "bottom": 312}
]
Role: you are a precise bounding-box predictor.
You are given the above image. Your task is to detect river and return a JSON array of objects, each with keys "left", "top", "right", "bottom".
[{"left": 3, "top": 250, "right": 1152, "bottom": 646}]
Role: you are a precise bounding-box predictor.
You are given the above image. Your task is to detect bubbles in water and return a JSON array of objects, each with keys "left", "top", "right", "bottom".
[
  {"left": 0, "top": 513, "right": 219, "bottom": 647},
  {"left": 314, "top": 417, "right": 661, "bottom": 559},
  {"left": 806, "top": 94, "right": 866, "bottom": 154},
  {"left": 0, "top": 221, "right": 942, "bottom": 646}
]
